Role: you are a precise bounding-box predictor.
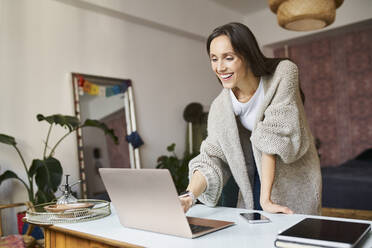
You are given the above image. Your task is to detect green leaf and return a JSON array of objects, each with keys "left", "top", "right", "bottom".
[
  {"left": 33, "top": 157, "right": 63, "bottom": 193},
  {"left": 0, "top": 170, "right": 20, "bottom": 186},
  {"left": 35, "top": 189, "right": 55, "bottom": 205},
  {"left": 0, "top": 169, "right": 32, "bottom": 192},
  {"left": 37, "top": 114, "right": 80, "bottom": 132},
  {"left": 167, "top": 143, "right": 176, "bottom": 152},
  {"left": 0, "top": 134, "right": 17, "bottom": 146},
  {"left": 156, "top": 156, "right": 167, "bottom": 165},
  {"left": 82, "top": 119, "right": 118, "bottom": 144},
  {"left": 29, "top": 159, "right": 42, "bottom": 177},
  {"left": 35, "top": 190, "right": 48, "bottom": 205}
]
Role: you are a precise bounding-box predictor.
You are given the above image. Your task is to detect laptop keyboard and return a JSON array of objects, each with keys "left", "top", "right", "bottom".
[{"left": 189, "top": 223, "right": 214, "bottom": 234}]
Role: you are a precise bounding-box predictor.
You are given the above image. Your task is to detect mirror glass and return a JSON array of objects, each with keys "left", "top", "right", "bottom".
[{"left": 71, "top": 73, "right": 141, "bottom": 200}]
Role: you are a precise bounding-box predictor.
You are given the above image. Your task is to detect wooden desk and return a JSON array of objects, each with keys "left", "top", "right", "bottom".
[
  {"left": 45, "top": 204, "right": 372, "bottom": 248},
  {"left": 44, "top": 225, "right": 141, "bottom": 248}
]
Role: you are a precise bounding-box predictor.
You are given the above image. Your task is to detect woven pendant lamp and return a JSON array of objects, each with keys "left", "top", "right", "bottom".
[{"left": 269, "top": 0, "right": 343, "bottom": 31}]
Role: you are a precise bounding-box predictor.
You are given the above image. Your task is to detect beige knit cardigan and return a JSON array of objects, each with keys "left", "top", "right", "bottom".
[{"left": 189, "top": 60, "right": 322, "bottom": 215}]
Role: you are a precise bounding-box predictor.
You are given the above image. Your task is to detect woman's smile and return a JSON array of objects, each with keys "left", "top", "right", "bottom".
[{"left": 219, "top": 73, "right": 234, "bottom": 80}]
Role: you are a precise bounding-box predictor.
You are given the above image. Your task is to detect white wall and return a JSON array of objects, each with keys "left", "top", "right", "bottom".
[
  {"left": 243, "top": 0, "right": 372, "bottom": 47},
  {"left": 0, "top": 0, "right": 240, "bottom": 235},
  {"left": 76, "top": 0, "right": 243, "bottom": 38}
]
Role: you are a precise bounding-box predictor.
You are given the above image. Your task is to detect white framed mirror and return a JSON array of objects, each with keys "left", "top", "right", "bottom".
[{"left": 71, "top": 73, "right": 142, "bottom": 200}]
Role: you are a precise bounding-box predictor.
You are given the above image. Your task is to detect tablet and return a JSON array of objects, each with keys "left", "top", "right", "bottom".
[{"left": 276, "top": 218, "right": 371, "bottom": 248}]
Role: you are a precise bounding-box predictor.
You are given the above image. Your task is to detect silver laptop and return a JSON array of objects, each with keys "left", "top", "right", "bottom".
[{"left": 99, "top": 168, "right": 234, "bottom": 238}]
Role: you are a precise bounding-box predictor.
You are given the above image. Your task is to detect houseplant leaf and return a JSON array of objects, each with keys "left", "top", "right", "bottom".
[
  {"left": 82, "top": 119, "right": 118, "bottom": 144},
  {"left": 29, "top": 159, "right": 41, "bottom": 178},
  {"left": 33, "top": 157, "right": 63, "bottom": 193},
  {"left": 35, "top": 189, "right": 55, "bottom": 205},
  {"left": 0, "top": 134, "right": 17, "bottom": 146},
  {"left": 0, "top": 170, "right": 21, "bottom": 186},
  {"left": 0, "top": 170, "right": 30, "bottom": 195},
  {"left": 37, "top": 114, "right": 80, "bottom": 132},
  {"left": 167, "top": 143, "right": 176, "bottom": 152}
]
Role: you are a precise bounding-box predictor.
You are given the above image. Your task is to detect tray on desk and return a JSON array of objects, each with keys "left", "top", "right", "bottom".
[{"left": 25, "top": 199, "right": 110, "bottom": 225}]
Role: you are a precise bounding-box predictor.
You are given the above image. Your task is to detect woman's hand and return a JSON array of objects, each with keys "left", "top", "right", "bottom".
[
  {"left": 260, "top": 199, "right": 293, "bottom": 214},
  {"left": 260, "top": 153, "right": 293, "bottom": 214},
  {"left": 179, "top": 170, "right": 206, "bottom": 213},
  {"left": 179, "top": 195, "right": 193, "bottom": 213}
]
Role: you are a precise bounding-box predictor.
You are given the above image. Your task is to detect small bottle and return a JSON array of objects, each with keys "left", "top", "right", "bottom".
[{"left": 57, "top": 175, "right": 81, "bottom": 205}]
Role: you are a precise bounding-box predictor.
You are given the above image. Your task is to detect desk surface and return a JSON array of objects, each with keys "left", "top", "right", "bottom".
[{"left": 53, "top": 204, "right": 372, "bottom": 248}]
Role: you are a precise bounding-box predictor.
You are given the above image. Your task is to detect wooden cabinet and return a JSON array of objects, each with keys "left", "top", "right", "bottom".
[{"left": 44, "top": 226, "right": 142, "bottom": 248}]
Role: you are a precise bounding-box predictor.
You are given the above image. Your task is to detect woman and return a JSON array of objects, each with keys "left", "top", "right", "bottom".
[{"left": 179, "top": 23, "right": 321, "bottom": 215}]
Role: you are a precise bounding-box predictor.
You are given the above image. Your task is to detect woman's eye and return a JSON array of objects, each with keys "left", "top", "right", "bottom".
[
  {"left": 226, "top": 57, "right": 234, "bottom": 61},
  {"left": 211, "top": 58, "right": 218, "bottom": 62}
]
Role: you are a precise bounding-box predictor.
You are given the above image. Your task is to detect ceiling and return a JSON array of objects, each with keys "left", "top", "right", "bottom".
[{"left": 210, "top": 0, "right": 268, "bottom": 15}]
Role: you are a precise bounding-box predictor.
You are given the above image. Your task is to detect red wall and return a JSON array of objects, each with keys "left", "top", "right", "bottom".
[{"left": 274, "top": 26, "right": 372, "bottom": 167}]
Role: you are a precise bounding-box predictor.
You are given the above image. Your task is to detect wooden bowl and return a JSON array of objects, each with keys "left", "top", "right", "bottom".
[{"left": 44, "top": 203, "right": 94, "bottom": 213}]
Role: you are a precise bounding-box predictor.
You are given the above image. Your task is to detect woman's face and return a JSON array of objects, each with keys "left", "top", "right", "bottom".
[{"left": 209, "top": 35, "right": 248, "bottom": 89}]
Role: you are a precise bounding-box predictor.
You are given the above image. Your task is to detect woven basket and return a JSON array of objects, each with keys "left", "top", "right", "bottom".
[{"left": 268, "top": 0, "right": 343, "bottom": 31}]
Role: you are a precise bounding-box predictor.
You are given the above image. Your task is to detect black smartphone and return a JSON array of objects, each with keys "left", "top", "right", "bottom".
[{"left": 240, "top": 212, "right": 271, "bottom": 224}]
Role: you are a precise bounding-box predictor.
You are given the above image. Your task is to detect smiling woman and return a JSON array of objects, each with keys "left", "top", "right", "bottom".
[{"left": 180, "top": 23, "right": 321, "bottom": 216}]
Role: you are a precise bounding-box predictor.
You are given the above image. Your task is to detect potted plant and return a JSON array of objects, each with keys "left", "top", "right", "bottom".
[
  {"left": 0, "top": 114, "right": 118, "bottom": 205},
  {"left": 156, "top": 143, "right": 198, "bottom": 194}
]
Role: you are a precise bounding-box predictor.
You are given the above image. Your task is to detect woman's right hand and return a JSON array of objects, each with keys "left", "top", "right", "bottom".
[
  {"left": 180, "top": 170, "right": 207, "bottom": 212},
  {"left": 179, "top": 195, "right": 193, "bottom": 213}
]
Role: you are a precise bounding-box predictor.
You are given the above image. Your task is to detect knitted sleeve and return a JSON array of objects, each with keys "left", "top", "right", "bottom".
[
  {"left": 251, "top": 61, "right": 310, "bottom": 164},
  {"left": 188, "top": 135, "right": 230, "bottom": 207}
]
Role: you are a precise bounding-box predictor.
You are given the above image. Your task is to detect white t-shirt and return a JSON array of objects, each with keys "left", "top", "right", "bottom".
[{"left": 229, "top": 78, "right": 264, "bottom": 131}]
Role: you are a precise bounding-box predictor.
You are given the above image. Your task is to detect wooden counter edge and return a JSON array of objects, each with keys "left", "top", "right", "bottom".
[
  {"left": 322, "top": 207, "right": 372, "bottom": 220},
  {"left": 46, "top": 225, "right": 144, "bottom": 248}
]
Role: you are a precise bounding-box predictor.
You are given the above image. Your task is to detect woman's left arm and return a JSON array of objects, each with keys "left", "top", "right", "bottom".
[
  {"left": 251, "top": 61, "right": 310, "bottom": 164},
  {"left": 260, "top": 152, "right": 293, "bottom": 214}
]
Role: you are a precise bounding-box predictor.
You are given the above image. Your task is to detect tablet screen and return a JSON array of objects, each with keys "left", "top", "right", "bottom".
[{"left": 280, "top": 218, "right": 370, "bottom": 245}]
